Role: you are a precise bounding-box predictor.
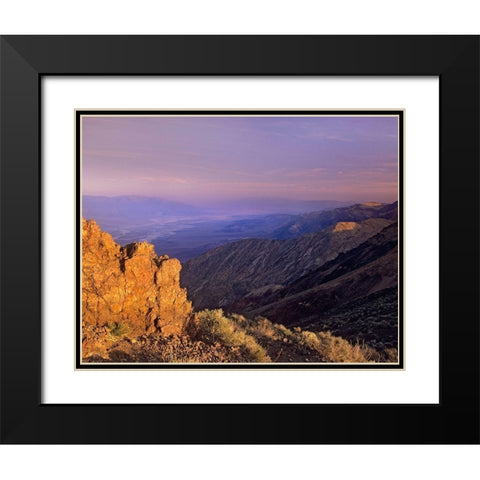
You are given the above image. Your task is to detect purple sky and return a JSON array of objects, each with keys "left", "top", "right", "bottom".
[{"left": 82, "top": 115, "right": 398, "bottom": 204}]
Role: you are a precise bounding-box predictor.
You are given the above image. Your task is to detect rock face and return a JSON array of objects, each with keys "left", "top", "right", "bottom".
[{"left": 82, "top": 218, "right": 192, "bottom": 357}]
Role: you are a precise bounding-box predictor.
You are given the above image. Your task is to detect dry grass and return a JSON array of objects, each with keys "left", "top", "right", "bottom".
[
  {"left": 88, "top": 309, "right": 397, "bottom": 364},
  {"left": 189, "top": 309, "right": 271, "bottom": 363},
  {"left": 232, "top": 313, "right": 397, "bottom": 364},
  {"left": 299, "top": 330, "right": 366, "bottom": 363}
]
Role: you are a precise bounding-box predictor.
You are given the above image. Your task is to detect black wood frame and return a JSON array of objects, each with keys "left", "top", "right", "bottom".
[{"left": 0, "top": 36, "right": 478, "bottom": 444}]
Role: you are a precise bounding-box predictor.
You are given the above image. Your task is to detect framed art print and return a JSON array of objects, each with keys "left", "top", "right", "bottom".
[
  {"left": 76, "top": 109, "right": 403, "bottom": 370},
  {"left": 1, "top": 36, "right": 478, "bottom": 444}
]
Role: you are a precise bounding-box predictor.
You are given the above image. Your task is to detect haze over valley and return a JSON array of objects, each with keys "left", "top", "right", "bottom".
[{"left": 83, "top": 195, "right": 355, "bottom": 261}]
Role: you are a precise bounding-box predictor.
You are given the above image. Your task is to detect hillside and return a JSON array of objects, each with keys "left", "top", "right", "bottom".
[
  {"left": 271, "top": 201, "right": 398, "bottom": 239},
  {"left": 181, "top": 218, "right": 393, "bottom": 310},
  {"left": 85, "top": 308, "right": 396, "bottom": 364},
  {"left": 230, "top": 223, "right": 398, "bottom": 348}
]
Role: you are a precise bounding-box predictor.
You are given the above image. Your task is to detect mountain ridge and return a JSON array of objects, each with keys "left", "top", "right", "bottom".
[
  {"left": 271, "top": 201, "right": 398, "bottom": 239},
  {"left": 181, "top": 217, "right": 394, "bottom": 310},
  {"left": 230, "top": 223, "right": 398, "bottom": 347}
]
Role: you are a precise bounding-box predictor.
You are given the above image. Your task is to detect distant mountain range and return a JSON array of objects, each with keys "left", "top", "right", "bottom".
[
  {"left": 199, "top": 197, "right": 353, "bottom": 215},
  {"left": 82, "top": 195, "right": 204, "bottom": 227},
  {"left": 270, "top": 201, "right": 398, "bottom": 239},
  {"left": 181, "top": 201, "right": 399, "bottom": 347},
  {"left": 82, "top": 195, "right": 355, "bottom": 225},
  {"left": 82, "top": 195, "right": 370, "bottom": 261}
]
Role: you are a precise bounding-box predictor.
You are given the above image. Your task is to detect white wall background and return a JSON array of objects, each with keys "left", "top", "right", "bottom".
[
  {"left": 1, "top": 1, "right": 479, "bottom": 479},
  {"left": 1, "top": 0, "right": 479, "bottom": 34}
]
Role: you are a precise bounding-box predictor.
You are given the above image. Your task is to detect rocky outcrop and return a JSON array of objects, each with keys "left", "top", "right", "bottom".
[{"left": 82, "top": 218, "right": 192, "bottom": 357}]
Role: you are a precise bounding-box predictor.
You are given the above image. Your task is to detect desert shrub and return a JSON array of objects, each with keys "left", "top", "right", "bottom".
[
  {"left": 191, "top": 309, "right": 271, "bottom": 363},
  {"left": 252, "top": 316, "right": 280, "bottom": 339},
  {"left": 228, "top": 313, "right": 249, "bottom": 326},
  {"left": 314, "top": 331, "right": 369, "bottom": 363},
  {"left": 107, "top": 322, "right": 131, "bottom": 338},
  {"left": 238, "top": 316, "right": 295, "bottom": 345},
  {"left": 291, "top": 329, "right": 370, "bottom": 363},
  {"left": 292, "top": 328, "right": 399, "bottom": 364},
  {"left": 383, "top": 348, "right": 398, "bottom": 362},
  {"left": 299, "top": 331, "right": 322, "bottom": 351},
  {"left": 365, "top": 346, "right": 398, "bottom": 363},
  {"left": 187, "top": 310, "right": 396, "bottom": 364},
  {"left": 275, "top": 324, "right": 294, "bottom": 339}
]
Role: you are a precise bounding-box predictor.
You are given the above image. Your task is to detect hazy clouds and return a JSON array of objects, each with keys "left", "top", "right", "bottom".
[{"left": 82, "top": 115, "right": 399, "bottom": 204}]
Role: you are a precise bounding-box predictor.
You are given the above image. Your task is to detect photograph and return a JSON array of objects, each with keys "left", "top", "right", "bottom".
[{"left": 78, "top": 111, "right": 402, "bottom": 367}]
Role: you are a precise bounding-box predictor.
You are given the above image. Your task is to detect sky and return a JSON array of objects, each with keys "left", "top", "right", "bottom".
[{"left": 82, "top": 115, "right": 399, "bottom": 204}]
